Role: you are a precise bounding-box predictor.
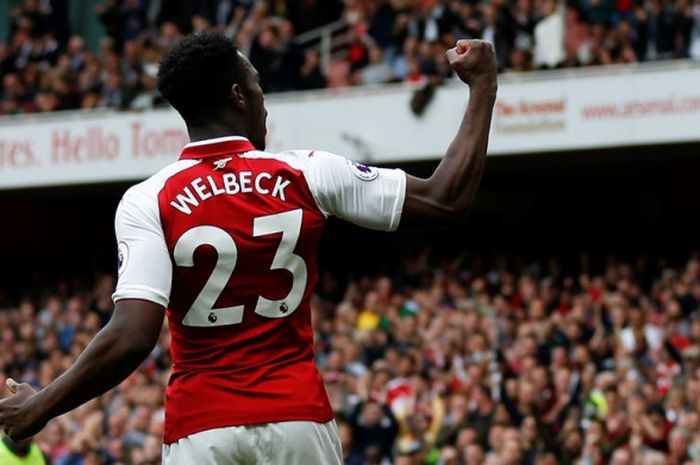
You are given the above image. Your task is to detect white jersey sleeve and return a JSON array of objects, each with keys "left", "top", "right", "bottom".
[
  {"left": 112, "top": 185, "right": 172, "bottom": 307},
  {"left": 301, "top": 150, "right": 406, "bottom": 231}
]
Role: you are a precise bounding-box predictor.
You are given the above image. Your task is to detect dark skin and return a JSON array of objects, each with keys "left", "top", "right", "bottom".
[
  {"left": 403, "top": 41, "right": 497, "bottom": 226},
  {"left": 0, "top": 299, "right": 164, "bottom": 442},
  {"left": 0, "top": 40, "right": 497, "bottom": 442}
]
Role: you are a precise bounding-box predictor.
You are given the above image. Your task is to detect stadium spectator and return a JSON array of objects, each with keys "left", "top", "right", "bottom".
[
  {"left": 348, "top": 400, "right": 399, "bottom": 463},
  {"left": 533, "top": 0, "right": 566, "bottom": 68},
  {"left": 356, "top": 46, "right": 393, "bottom": 85},
  {"left": 691, "top": 2, "right": 700, "bottom": 58},
  {"left": 299, "top": 49, "right": 326, "bottom": 89}
]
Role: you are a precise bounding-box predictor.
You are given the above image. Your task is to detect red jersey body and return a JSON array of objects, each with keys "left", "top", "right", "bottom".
[
  {"left": 160, "top": 138, "right": 331, "bottom": 442},
  {"left": 113, "top": 136, "right": 406, "bottom": 443}
]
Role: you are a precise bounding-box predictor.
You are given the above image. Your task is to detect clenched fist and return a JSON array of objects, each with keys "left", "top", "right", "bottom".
[{"left": 446, "top": 40, "right": 498, "bottom": 88}]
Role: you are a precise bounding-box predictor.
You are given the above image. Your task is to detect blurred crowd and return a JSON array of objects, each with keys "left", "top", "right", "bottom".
[
  {"left": 2, "top": 0, "right": 700, "bottom": 116},
  {"left": 2, "top": 251, "right": 700, "bottom": 464}
]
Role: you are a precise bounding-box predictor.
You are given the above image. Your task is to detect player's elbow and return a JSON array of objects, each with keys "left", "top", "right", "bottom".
[
  {"left": 102, "top": 326, "right": 156, "bottom": 361},
  {"left": 404, "top": 197, "right": 474, "bottom": 228},
  {"left": 431, "top": 179, "right": 479, "bottom": 223},
  {"left": 434, "top": 194, "right": 476, "bottom": 225},
  {"left": 105, "top": 300, "right": 164, "bottom": 360},
  {"left": 123, "top": 335, "right": 158, "bottom": 359},
  {"left": 441, "top": 205, "right": 473, "bottom": 226},
  {"left": 421, "top": 202, "right": 470, "bottom": 227},
  {"left": 404, "top": 178, "right": 477, "bottom": 227}
]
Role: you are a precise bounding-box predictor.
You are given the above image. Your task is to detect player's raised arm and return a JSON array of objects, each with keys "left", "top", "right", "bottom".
[
  {"left": 303, "top": 40, "right": 497, "bottom": 232},
  {"left": 401, "top": 39, "right": 498, "bottom": 227}
]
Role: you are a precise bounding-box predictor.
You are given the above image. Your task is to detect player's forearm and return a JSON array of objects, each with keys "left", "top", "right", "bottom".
[
  {"left": 431, "top": 82, "right": 497, "bottom": 215},
  {"left": 401, "top": 81, "right": 497, "bottom": 227},
  {"left": 27, "top": 319, "right": 155, "bottom": 426},
  {"left": 400, "top": 40, "right": 497, "bottom": 227}
]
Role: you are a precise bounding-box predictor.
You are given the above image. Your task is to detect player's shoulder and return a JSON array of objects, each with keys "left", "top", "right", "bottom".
[
  {"left": 239, "top": 148, "right": 326, "bottom": 171},
  {"left": 245, "top": 149, "right": 381, "bottom": 180},
  {"left": 117, "top": 159, "right": 200, "bottom": 222},
  {"left": 122, "top": 159, "right": 200, "bottom": 203}
]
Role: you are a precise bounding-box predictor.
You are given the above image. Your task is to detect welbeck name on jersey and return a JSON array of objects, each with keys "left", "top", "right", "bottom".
[{"left": 170, "top": 171, "right": 292, "bottom": 215}]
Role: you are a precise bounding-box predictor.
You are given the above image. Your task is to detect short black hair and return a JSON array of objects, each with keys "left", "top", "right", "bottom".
[{"left": 158, "top": 32, "right": 247, "bottom": 123}]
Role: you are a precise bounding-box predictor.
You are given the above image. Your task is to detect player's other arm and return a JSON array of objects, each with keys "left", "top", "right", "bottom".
[
  {"left": 0, "top": 300, "right": 164, "bottom": 442},
  {"left": 401, "top": 40, "right": 498, "bottom": 227},
  {"left": 0, "top": 190, "right": 170, "bottom": 442}
]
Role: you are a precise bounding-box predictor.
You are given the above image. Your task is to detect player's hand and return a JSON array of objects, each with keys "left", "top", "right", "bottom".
[
  {"left": 0, "top": 378, "right": 44, "bottom": 443},
  {"left": 446, "top": 40, "right": 497, "bottom": 88}
]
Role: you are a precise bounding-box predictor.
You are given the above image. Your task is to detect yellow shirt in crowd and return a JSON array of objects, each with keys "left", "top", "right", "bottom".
[
  {"left": 357, "top": 309, "right": 380, "bottom": 330},
  {"left": 0, "top": 438, "right": 46, "bottom": 465}
]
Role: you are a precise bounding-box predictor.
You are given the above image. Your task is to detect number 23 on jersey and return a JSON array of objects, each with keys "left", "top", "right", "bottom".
[{"left": 172, "top": 209, "right": 308, "bottom": 327}]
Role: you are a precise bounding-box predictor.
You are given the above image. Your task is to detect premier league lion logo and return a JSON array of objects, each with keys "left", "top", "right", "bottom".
[
  {"left": 117, "top": 242, "right": 129, "bottom": 276},
  {"left": 347, "top": 159, "right": 379, "bottom": 181}
]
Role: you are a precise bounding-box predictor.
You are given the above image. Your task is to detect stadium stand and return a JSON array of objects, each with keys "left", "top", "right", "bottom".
[
  {"left": 1, "top": 251, "right": 700, "bottom": 464},
  {"left": 2, "top": 0, "right": 700, "bottom": 115}
]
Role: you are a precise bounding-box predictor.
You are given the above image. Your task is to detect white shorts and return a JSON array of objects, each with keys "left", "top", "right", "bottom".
[{"left": 162, "top": 420, "right": 343, "bottom": 465}]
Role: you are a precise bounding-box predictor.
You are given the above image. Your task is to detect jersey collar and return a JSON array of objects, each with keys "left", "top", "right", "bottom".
[{"left": 179, "top": 136, "right": 256, "bottom": 160}]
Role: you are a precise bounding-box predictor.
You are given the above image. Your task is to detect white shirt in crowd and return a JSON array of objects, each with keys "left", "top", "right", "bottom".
[
  {"left": 619, "top": 324, "right": 663, "bottom": 353},
  {"left": 534, "top": 5, "right": 565, "bottom": 68},
  {"left": 690, "top": 4, "right": 700, "bottom": 59}
]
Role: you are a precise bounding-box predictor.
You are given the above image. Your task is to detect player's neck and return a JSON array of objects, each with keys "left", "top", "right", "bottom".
[{"left": 187, "top": 123, "right": 250, "bottom": 143}]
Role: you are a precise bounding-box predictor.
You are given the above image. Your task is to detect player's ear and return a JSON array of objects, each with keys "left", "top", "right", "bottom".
[{"left": 230, "top": 83, "right": 246, "bottom": 111}]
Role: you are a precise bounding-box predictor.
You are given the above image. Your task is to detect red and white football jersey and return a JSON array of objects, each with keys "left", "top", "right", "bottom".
[{"left": 112, "top": 136, "right": 406, "bottom": 443}]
